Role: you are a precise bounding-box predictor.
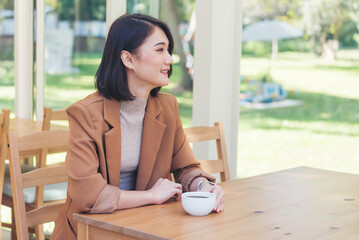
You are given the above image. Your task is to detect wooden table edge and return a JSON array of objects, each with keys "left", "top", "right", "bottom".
[{"left": 73, "top": 213, "right": 170, "bottom": 240}]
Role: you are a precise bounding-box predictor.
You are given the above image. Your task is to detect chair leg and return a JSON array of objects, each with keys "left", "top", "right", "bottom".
[
  {"left": 35, "top": 224, "right": 44, "bottom": 240},
  {"left": 10, "top": 208, "right": 16, "bottom": 240}
]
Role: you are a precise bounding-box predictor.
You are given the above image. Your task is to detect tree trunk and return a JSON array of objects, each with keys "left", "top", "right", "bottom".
[{"left": 160, "top": 0, "right": 192, "bottom": 90}]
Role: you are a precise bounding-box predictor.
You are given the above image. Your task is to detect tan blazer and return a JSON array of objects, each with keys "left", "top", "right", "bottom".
[{"left": 51, "top": 92, "right": 214, "bottom": 239}]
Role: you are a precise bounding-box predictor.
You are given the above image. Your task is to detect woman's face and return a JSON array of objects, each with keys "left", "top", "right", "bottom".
[{"left": 127, "top": 26, "right": 173, "bottom": 95}]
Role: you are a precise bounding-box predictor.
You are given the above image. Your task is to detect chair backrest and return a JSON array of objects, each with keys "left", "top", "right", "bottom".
[
  {"left": 7, "top": 130, "right": 69, "bottom": 240},
  {"left": 41, "top": 107, "right": 68, "bottom": 163},
  {"left": 42, "top": 107, "right": 68, "bottom": 131},
  {"left": 184, "top": 122, "right": 230, "bottom": 182}
]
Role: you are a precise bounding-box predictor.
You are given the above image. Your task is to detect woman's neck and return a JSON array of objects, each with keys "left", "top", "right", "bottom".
[
  {"left": 127, "top": 74, "right": 152, "bottom": 99},
  {"left": 129, "top": 87, "right": 150, "bottom": 99}
]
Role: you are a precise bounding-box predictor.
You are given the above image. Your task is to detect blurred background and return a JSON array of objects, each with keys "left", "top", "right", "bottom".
[
  {"left": 1, "top": 0, "right": 359, "bottom": 236},
  {"left": 0, "top": 0, "right": 358, "bottom": 179}
]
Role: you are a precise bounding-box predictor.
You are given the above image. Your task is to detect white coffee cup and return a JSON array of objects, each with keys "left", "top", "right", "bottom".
[{"left": 181, "top": 192, "right": 216, "bottom": 216}]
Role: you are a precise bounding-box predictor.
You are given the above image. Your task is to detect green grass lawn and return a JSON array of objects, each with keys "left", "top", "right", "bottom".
[{"left": 238, "top": 50, "right": 359, "bottom": 178}]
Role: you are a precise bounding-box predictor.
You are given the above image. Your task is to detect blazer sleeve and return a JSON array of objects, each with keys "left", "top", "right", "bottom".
[
  {"left": 169, "top": 96, "right": 215, "bottom": 191},
  {"left": 65, "top": 102, "right": 120, "bottom": 212}
]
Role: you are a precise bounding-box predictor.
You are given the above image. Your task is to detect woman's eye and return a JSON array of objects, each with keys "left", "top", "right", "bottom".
[{"left": 157, "top": 48, "right": 164, "bottom": 52}]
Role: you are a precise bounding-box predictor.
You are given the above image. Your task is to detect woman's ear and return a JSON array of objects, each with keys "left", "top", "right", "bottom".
[{"left": 121, "top": 50, "right": 135, "bottom": 70}]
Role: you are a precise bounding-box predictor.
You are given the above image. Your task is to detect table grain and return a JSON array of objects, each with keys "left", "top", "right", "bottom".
[{"left": 74, "top": 167, "right": 359, "bottom": 240}]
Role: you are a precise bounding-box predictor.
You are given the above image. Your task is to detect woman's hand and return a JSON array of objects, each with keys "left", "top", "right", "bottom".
[
  {"left": 147, "top": 178, "right": 183, "bottom": 204},
  {"left": 200, "top": 182, "right": 225, "bottom": 213}
]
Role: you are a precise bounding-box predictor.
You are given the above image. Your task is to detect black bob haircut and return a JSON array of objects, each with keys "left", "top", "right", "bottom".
[{"left": 95, "top": 14, "right": 174, "bottom": 101}]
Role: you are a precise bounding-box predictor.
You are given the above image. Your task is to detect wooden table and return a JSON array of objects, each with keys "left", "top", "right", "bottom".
[{"left": 73, "top": 167, "right": 359, "bottom": 240}]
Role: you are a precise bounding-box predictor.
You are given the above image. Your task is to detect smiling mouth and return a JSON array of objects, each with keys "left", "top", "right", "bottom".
[{"left": 161, "top": 70, "right": 169, "bottom": 75}]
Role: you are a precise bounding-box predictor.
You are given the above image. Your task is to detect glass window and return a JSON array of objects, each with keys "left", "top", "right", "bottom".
[
  {"left": 43, "top": 0, "right": 106, "bottom": 110},
  {"left": 0, "top": 0, "right": 15, "bottom": 111},
  {"left": 239, "top": 2, "right": 359, "bottom": 177}
]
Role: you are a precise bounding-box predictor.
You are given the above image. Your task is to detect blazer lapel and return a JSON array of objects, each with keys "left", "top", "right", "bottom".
[
  {"left": 136, "top": 96, "right": 166, "bottom": 190},
  {"left": 103, "top": 96, "right": 122, "bottom": 186}
]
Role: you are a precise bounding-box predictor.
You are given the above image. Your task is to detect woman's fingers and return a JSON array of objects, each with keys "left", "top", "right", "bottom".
[
  {"left": 211, "top": 185, "right": 225, "bottom": 212},
  {"left": 174, "top": 187, "right": 183, "bottom": 200},
  {"left": 149, "top": 178, "right": 183, "bottom": 204},
  {"left": 216, "top": 202, "right": 224, "bottom": 212},
  {"left": 199, "top": 183, "right": 225, "bottom": 212}
]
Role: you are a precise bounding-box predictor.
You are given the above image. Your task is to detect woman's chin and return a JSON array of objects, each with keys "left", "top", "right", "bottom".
[{"left": 159, "top": 79, "right": 170, "bottom": 87}]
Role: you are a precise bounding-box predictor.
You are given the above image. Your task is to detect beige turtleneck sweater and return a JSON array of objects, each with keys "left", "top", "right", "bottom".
[
  {"left": 119, "top": 97, "right": 147, "bottom": 190},
  {"left": 89, "top": 97, "right": 147, "bottom": 213}
]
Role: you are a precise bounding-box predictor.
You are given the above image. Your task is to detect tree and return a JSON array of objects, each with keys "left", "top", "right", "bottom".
[
  {"left": 243, "top": 0, "right": 302, "bottom": 24},
  {"left": 45, "top": 0, "right": 105, "bottom": 22},
  {"left": 243, "top": 0, "right": 359, "bottom": 58},
  {"left": 0, "top": 0, "right": 13, "bottom": 10},
  {"left": 160, "top": 0, "right": 193, "bottom": 90},
  {"left": 301, "top": 0, "right": 358, "bottom": 59}
]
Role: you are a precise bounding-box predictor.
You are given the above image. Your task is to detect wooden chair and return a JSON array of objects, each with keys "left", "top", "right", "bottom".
[
  {"left": 1, "top": 108, "right": 68, "bottom": 239},
  {"left": 184, "top": 122, "right": 230, "bottom": 182},
  {"left": 7, "top": 130, "right": 69, "bottom": 240},
  {"left": 0, "top": 109, "right": 37, "bottom": 240},
  {"left": 0, "top": 109, "right": 11, "bottom": 237},
  {"left": 41, "top": 107, "right": 68, "bottom": 131}
]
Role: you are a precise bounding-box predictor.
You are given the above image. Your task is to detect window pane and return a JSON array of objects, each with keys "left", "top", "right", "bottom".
[
  {"left": 239, "top": 2, "right": 359, "bottom": 177},
  {"left": 43, "top": 0, "right": 106, "bottom": 109},
  {"left": 0, "top": 0, "right": 15, "bottom": 111}
]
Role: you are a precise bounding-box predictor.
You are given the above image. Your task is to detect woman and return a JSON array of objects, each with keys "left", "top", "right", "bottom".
[{"left": 51, "top": 14, "right": 225, "bottom": 239}]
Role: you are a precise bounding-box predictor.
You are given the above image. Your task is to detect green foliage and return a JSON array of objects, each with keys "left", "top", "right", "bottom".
[
  {"left": 278, "top": 38, "right": 311, "bottom": 52},
  {"left": 0, "top": 37, "right": 14, "bottom": 60},
  {"left": 243, "top": 0, "right": 359, "bottom": 55},
  {"left": 0, "top": 0, "right": 13, "bottom": 10},
  {"left": 242, "top": 39, "right": 312, "bottom": 56},
  {"left": 46, "top": 0, "right": 106, "bottom": 21},
  {"left": 338, "top": 19, "right": 359, "bottom": 47},
  {"left": 243, "top": 0, "right": 302, "bottom": 24},
  {"left": 175, "top": 0, "right": 195, "bottom": 22},
  {"left": 242, "top": 42, "right": 271, "bottom": 56}
]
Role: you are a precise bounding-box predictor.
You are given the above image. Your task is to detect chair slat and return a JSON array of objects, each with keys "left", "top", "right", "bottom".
[
  {"left": 26, "top": 202, "right": 65, "bottom": 226},
  {"left": 184, "top": 122, "right": 230, "bottom": 182},
  {"left": 42, "top": 107, "right": 68, "bottom": 131},
  {"left": 22, "top": 165, "right": 67, "bottom": 188},
  {"left": 50, "top": 109, "right": 68, "bottom": 121},
  {"left": 184, "top": 127, "right": 220, "bottom": 143},
  {"left": 17, "top": 130, "right": 69, "bottom": 152},
  {"left": 198, "top": 159, "right": 225, "bottom": 174}
]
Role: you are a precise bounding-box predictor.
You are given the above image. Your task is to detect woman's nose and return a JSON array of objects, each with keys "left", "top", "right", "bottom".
[{"left": 165, "top": 52, "right": 174, "bottom": 65}]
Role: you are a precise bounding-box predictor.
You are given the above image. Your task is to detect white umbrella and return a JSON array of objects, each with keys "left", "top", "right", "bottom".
[{"left": 242, "top": 20, "right": 303, "bottom": 60}]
